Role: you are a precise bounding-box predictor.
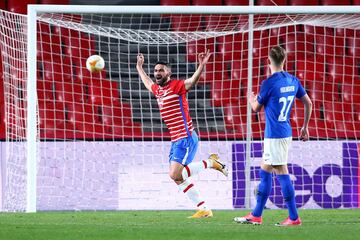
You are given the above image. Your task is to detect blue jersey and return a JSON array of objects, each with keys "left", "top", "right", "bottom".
[{"left": 257, "top": 72, "right": 306, "bottom": 138}]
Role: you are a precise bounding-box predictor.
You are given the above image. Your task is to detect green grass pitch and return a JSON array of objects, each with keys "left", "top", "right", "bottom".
[{"left": 1, "top": 209, "right": 359, "bottom": 240}]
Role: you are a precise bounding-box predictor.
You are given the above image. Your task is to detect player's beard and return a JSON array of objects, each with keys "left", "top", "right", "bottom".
[{"left": 155, "top": 75, "right": 168, "bottom": 86}]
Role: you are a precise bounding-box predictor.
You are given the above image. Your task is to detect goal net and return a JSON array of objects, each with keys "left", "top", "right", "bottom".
[{"left": 0, "top": 6, "right": 359, "bottom": 212}]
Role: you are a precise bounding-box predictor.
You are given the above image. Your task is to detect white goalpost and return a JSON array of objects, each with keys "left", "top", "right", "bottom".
[{"left": 0, "top": 5, "right": 359, "bottom": 212}]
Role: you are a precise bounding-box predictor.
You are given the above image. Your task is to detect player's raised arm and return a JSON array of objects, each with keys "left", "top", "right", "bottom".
[
  {"left": 299, "top": 94, "right": 313, "bottom": 141},
  {"left": 184, "top": 49, "right": 211, "bottom": 91},
  {"left": 136, "top": 53, "right": 154, "bottom": 92}
]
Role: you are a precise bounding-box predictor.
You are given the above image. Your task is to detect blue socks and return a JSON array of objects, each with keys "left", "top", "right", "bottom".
[
  {"left": 252, "top": 170, "right": 299, "bottom": 220},
  {"left": 252, "top": 169, "right": 272, "bottom": 217},
  {"left": 277, "top": 174, "right": 298, "bottom": 220}
]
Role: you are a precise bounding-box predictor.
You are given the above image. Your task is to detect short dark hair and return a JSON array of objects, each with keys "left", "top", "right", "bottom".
[
  {"left": 154, "top": 61, "right": 171, "bottom": 69},
  {"left": 269, "top": 46, "right": 286, "bottom": 66}
]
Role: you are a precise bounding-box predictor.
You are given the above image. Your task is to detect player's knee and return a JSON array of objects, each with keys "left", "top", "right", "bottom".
[
  {"left": 273, "top": 165, "right": 288, "bottom": 174},
  {"left": 169, "top": 171, "right": 182, "bottom": 182}
]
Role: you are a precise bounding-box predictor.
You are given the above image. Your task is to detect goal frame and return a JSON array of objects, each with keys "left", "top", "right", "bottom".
[{"left": 26, "top": 4, "right": 360, "bottom": 212}]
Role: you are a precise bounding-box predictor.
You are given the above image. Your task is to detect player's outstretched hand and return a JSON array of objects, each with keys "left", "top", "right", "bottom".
[
  {"left": 198, "top": 49, "right": 211, "bottom": 66},
  {"left": 300, "top": 127, "right": 309, "bottom": 141},
  {"left": 137, "top": 53, "right": 145, "bottom": 68}
]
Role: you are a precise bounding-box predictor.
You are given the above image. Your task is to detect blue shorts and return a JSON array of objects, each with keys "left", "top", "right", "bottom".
[{"left": 169, "top": 131, "right": 199, "bottom": 166}]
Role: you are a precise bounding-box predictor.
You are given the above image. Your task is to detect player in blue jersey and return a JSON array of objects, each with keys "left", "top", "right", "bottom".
[{"left": 234, "top": 46, "right": 312, "bottom": 226}]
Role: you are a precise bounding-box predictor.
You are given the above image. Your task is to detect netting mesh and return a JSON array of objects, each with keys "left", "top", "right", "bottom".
[
  {"left": 0, "top": 9, "right": 359, "bottom": 211},
  {"left": 0, "top": 10, "right": 29, "bottom": 211}
]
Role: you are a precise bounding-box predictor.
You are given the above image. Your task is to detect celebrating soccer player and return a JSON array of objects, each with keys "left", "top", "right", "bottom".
[
  {"left": 136, "top": 50, "right": 228, "bottom": 218},
  {"left": 234, "top": 46, "right": 312, "bottom": 226}
]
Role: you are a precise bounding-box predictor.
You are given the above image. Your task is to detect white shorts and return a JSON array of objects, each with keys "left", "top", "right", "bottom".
[{"left": 262, "top": 137, "right": 292, "bottom": 166}]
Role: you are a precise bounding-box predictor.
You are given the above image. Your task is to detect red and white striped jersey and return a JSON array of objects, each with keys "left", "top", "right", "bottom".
[{"left": 151, "top": 79, "right": 194, "bottom": 142}]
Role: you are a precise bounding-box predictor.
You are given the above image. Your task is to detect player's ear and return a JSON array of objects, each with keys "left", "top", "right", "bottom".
[
  {"left": 267, "top": 58, "right": 271, "bottom": 65},
  {"left": 167, "top": 69, "right": 172, "bottom": 77}
]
